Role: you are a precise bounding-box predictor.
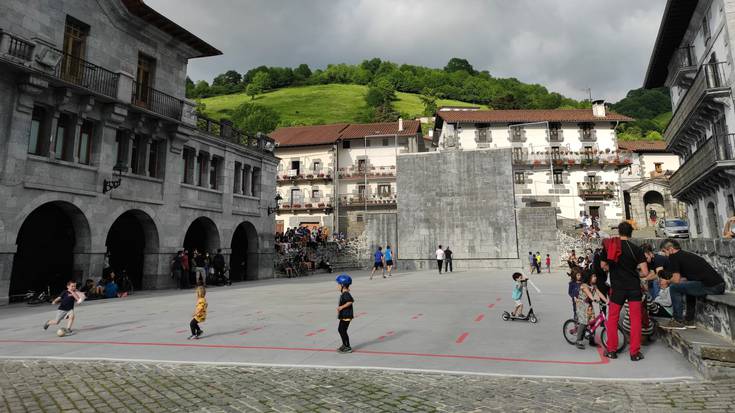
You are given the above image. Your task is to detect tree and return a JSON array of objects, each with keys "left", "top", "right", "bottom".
[
  {"left": 185, "top": 76, "right": 195, "bottom": 98},
  {"left": 419, "top": 88, "right": 438, "bottom": 116},
  {"left": 231, "top": 103, "right": 280, "bottom": 135},
  {"left": 212, "top": 70, "right": 242, "bottom": 87},
  {"left": 192, "top": 80, "right": 211, "bottom": 98},
  {"left": 246, "top": 71, "right": 270, "bottom": 100},
  {"left": 365, "top": 79, "right": 399, "bottom": 122},
  {"left": 444, "top": 58, "right": 476, "bottom": 74},
  {"left": 294, "top": 63, "right": 312, "bottom": 81}
]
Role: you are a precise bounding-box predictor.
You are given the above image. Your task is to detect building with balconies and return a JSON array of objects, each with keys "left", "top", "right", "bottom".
[
  {"left": 271, "top": 120, "right": 424, "bottom": 236},
  {"left": 432, "top": 104, "right": 633, "bottom": 227},
  {"left": 644, "top": 0, "right": 735, "bottom": 238},
  {"left": 0, "top": 0, "right": 278, "bottom": 304}
]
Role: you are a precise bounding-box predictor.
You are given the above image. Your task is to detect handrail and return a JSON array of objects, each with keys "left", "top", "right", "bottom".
[
  {"left": 52, "top": 49, "right": 119, "bottom": 98},
  {"left": 4, "top": 32, "right": 34, "bottom": 60},
  {"left": 132, "top": 81, "right": 184, "bottom": 120}
]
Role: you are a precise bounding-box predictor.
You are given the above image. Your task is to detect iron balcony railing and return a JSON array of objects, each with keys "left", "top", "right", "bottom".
[
  {"left": 195, "top": 115, "right": 276, "bottom": 154},
  {"left": 4, "top": 32, "right": 34, "bottom": 60},
  {"left": 669, "top": 133, "right": 735, "bottom": 197},
  {"left": 511, "top": 149, "right": 633, "bottom": 168},
  {"left": 339, "top": 194, "right": 397, "bottom": 206},
  {"left": 338, "top": 165, "right": 396, "bottom": 179},
  {"left": 665, "top": 62, "right": 730, "bottom": 144},
  {"left": 277, "top": 168, "right": 333, "bottom": 181},
  {"left": 280, "top": 198, "right": 333, "bottom": 210},
  {"left": 53, "top": 49, "right": 119, "bottom": 98},
  {"left": 577, "top": 181, "right": 617, "bottom": 200},
  {"left": 132, "top": 81, "right": 184, "bottom": 120}
]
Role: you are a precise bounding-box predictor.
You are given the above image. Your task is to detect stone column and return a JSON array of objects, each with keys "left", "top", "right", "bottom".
[
  {"left": 47, "top": 111, "right": 61, "bottom": 160},
  {"left": 244, "top": 165, "right": 253, "bottom": 196},
  {"left": 0, "top": 246, "right": 17, "bottom": 305},
  {"left": 140, "top": 135, "right": 152, "bottom": 176}
]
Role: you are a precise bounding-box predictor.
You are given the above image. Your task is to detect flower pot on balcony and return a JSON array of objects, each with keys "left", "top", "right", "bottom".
[
  {"left": 293, "top": 204, "right": 301, "bottom": 208},
  {"left": 318, "top": 203, "right": 325, "bottom": 207},
  {"left": 304, "top": 203, "right": 312, "bottom": 208},
  {"left": 306, "top": 174, "right": 314, "bottom": 179}
]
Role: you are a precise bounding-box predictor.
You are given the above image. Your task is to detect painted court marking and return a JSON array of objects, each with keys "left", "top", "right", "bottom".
[
  {"left": 455, "top": 332, "right": 470, "bottom": 344},
  {"left": 377, "top": 331, "right": 395, "bottom": 341},
  {"left": 474, "top": 314, "right": 484, "bottom": 322},
  {"left": 528, "top": 279, "right": 541, "bottom": 293},
  {"left": 487, "top": 304, "right": 495, "bottom": 309},
  {"left": 410, "top": 313, "right": 423, "bottom": 320},
  {"left": 0, "top": 339, "right": 610, "bottom": 366},
  {"left": 305, "top": 328, "right": 328, "bottom": 337}
]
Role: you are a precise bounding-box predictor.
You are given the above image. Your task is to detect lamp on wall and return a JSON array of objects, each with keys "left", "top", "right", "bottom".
[
  {"left": 267, "top": 193, "right": 283, "bottom": 215},
  {"left": 103, "top": 163, "right": 126, "bottom": 194}
]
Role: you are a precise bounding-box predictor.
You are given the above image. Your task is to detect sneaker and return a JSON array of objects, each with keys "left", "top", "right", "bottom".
[
  {"left": 603, "top": 350, "right": 617, "bottom": 359},
  {"left": 196, "top": 330, "right": 203, "bottom": 338},
  {"left": 661, "top": 319, "right": 687, "bottom": 330},
  {"left": 187, "top": 335, "right": 196, "bottom": 340},
  {"left": 43, "top": 322, "right": 49, "bottom": 331},
  {"left": 337, "top": 346, "right": 345, "bottom": 352},
  {"left": 575, "top": 341, "right": 585, "bottom": 350},
  {"left": 341, "top": 346, "right": 353, "bottom": 353},
  {"left": 683, "top": 320, "right": 697, "bottom": 329},
  {"left": 630, "top": 353, "right": 645, "bottom": 361}
]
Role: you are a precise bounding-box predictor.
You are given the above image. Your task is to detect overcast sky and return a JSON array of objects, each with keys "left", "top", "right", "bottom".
[{"left": 147, "top": 0, "right": 667, "bottom": 102}]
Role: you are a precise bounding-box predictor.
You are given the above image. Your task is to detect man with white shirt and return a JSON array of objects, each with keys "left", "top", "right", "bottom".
[{"left": 435, "top": 245, "right": 445, "bottom": 274}]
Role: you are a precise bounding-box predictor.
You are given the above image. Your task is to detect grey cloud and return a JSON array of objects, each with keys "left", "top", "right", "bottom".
[{"left": 147, "top": 0, "right": 667, "bottom": 102}]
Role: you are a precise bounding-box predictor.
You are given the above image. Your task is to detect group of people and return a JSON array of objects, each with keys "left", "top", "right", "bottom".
[
  {"left": 564, "top": 221, "right": 726, "bottom": 361},
  {"left": 435, "top": 245, "right": 453, "bottom": 274},
  {"left": 370, "top": 245, "right": 395, "bottom": 279},
  {"left": 528, "top": 252, "right": 551, "bottom": 274},
  {"left": 275, "top": 226, "right": 331, "bottom": 247},
  {"left": 78, "top": 271, "right": 127, "bottom": 300},
  {"left": 170, "top": 248, "right": 229, "bottom": 289},
  {"left": 578, "top": 212, "right": 607, "bottom": 240}
]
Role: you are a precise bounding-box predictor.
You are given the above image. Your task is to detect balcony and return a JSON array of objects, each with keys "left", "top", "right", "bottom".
[
  {"left": 338, "top": 165, "right": 396, "bottom": 179},
  {"left": 195, "top": 115, "right": 276, "bottom": 154},
  {"left": 665, "top": 62, "right": 731, "bottom": 146},
  {"left": 669, "top": 133, "right": 735, "bottom": 200},
  {"left": 132, "top": 81, "right": 183, "bottom": 121},
  {"left": 511, "top": 149, "right": 633, "bottom": 169},
  {"left": 279, "top": 198, "right": 333, "bottom": 212},
  {"left": 2, "top": 31, "right": 33, "bottom": 60},
  {"left": 669, "top": 46, "right": 697, "bottom": 87},
  {"left": 577, "top": 181, "right": 618, "bottom": 200},
  {"left": 277, "top": 168, "right": 333, "bottom": 183},
  {"left": 339, "top": 194, "right": 397, "bottom": 207}
]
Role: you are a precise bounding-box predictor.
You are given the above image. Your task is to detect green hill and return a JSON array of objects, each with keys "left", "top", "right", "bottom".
[{"left": 200, "top": 84, "right": 483, "bottom": 126}]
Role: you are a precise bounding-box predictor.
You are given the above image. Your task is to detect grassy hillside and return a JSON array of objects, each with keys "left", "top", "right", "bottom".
[{"left": 200, "top": 84, "right": 482, "bottom": 126}]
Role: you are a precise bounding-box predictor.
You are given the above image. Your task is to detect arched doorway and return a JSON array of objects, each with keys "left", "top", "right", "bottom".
[
  {"left": 643, "top": 190, "right": 665, "bottom": 226},
  {"left": 10, "top": 201, "right": 91, "bottom": 300},
  {"left": 707, "top": 202, "right": 719, "bottom": 237},
  {"left": 183, "top": 217, "right": 220, "bottom": 255},
  {"left": 105, "top": 210, "right": 159, "bottom": 290},
  {"left": 230, "top": 221, "right": 259, "bottom": 282}
]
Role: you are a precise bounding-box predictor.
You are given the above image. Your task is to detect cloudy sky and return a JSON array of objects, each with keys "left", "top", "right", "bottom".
[{"left": 147, "top": 0, "right": 667, "bottom": 102}]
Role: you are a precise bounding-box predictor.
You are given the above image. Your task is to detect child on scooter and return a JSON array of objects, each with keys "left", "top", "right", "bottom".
[{"left": 511, "top": 272, "right": 527, "bottom": 317}]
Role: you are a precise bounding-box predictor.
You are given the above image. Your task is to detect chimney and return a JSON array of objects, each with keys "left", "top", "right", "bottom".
[
  {"left": 398, "top": 117, "right": 404, "bottom": 132},
  {"left": 592, "top": 99, "right": 606, "bottom": 118}
]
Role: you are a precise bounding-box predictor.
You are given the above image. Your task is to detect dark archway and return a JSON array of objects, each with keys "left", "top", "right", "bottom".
[
  {"left": 230, "top": 221, "right": 259, "bottom": 282},
  {"left": 643, "top": 191, "right": 664, "bottom": 206},
  {"left": 105, "top": 210, "right": 159, "bottom": 290},
  {"left": 184, "top": 217, "right": 220, "bottom": 255},
  {"left": 10, "top": 201, "right": 91, "bottom": 300}
]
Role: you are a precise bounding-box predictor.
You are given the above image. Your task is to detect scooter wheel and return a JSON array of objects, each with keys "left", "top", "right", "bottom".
[
  {"left": 501, "top": 312, "right": 510, "bottom": 321},
  {"left": 529, "top": 314, "right": 538, "bottom": 323}
]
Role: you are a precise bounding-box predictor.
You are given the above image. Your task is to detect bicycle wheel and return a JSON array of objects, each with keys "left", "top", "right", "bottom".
[
  {"left": 600, "top": 327, "right": 627, "bottom": 353},
  {"left": 562, "top": 319, "right": 578, "bottom": 345}
]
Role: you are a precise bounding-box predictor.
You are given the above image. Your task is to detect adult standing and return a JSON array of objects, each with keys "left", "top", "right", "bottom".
[
  {"left": 649, "top": 209, "right": 657, "bottom": 226},
  {"left": 601, "top": 221, "right": 648, "bottom": 361},
  {"left": 444, "top": 246, "right": 453, "bottom": 273},
  {"left": 435, "top": 245, "right": 445, "bottom": 274},
  {"left": 213, "top": 249, "right": 227, "bottom": 285},
  {"left": 659, "top": 239, "right": 726, "bottom": 329},
  {"left": 171, "top": 250, "right": 184, "bottom": 289}
]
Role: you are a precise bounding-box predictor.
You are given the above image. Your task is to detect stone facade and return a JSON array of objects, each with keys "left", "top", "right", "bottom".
[{"left": 0, "top": 0, "right": 277, "bottom": 304}]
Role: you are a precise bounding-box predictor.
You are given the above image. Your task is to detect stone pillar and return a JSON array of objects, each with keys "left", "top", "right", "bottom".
[
  {"left": 244, "top": 165, "right": 253, "bottom": 196},
  {"left": 141, "top": 135, "right": 151, "bottom": 176},
  {"left": 71, "top": 116, "right": 83, "bottom": 164},
  {"left": 116, "top": 71, "right": 135, "bottom": 103},
  {"left": 0, "top": 248, "right": 16, "bottom": 305},
  {"left": 47, "top": 111, "right": 60, "bottom": 160}
]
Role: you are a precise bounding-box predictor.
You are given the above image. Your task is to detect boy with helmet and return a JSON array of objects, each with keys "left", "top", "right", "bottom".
[{"left": 336, "top": 274, "right": 354, "bottom": 353}]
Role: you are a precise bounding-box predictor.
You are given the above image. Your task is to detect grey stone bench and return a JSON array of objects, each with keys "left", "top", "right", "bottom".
[{"left": 695, "top": 291, "right": 735, "bottom": 342}]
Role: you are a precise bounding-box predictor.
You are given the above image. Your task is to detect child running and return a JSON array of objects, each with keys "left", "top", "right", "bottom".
[
  {"left": 188, "top": 286, "right": 207, "bottom": 339},
  {"left": 511, "top": 272, "right": 527, "bottom": 317},
  {"left": 336, "top": 274, "right": 354, "bottom": 353},
  {"left": 545, "top": 254, "right": 551, "bottom": 273},
  {"left": 43, "top": 280, "right": 85, "bottom": 334}
]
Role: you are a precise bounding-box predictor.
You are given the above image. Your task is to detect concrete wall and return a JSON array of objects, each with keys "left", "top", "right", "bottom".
[
  {"left": 364, "top": 212, "right": 397, "bottom": 263},
  {"left": 516, "top": 207, "right": 560, "bottom": 267},
  {"left": 396, "top": 148, "right": 521, "bottom": 270}
]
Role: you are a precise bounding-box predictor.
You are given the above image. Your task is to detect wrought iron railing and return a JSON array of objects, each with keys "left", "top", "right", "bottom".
[
  {"left": 4, "top": 32, "right": 34, "bottom": 60},
  {"left": 52, "top": 49, "right": 119, "bottom": 98},
  {"left": 280, "top": 198, "right": 333, "bottom": 210},
  {"left": 195, "top": 115, "right": 275, "bottom": 153},
  {"left": 277, "top": 168, "right": 333, "bottom": 181},
  {"left": 338, "top": 165, "right": 396, "bottom": 178},
  {"left": 132, "top": 81, "right": 183, "bottom": 120},
  {"left": 339, "top": 194, "right": 397, "bottom": 206},
  {"left": 577, "top": 181, "right": 617, "bottom": 199},
  {"left": 511, "top": 149, "right": 633, "bottom": 167},
  {"left": 670, "top": 133, "right": 735, "bottom": 196}
]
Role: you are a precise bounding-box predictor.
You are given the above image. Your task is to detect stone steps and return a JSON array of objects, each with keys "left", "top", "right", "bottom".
[
  {"left": 696, "top": 292, "right": 735, "bottom": 342},
  {"left": 657, "top": 324, "right": 735, "bottom": 379}
]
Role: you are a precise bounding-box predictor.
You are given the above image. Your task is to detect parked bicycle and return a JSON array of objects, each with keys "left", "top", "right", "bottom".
[
  {"left": 563, "top": 305, "right": 627, "bottom": 352},
  {"left": 20, "top": 286, "right": 53, "bottom": 305}
]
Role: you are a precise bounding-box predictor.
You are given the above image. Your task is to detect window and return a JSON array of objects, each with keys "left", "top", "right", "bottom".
[
  {"left": 130, "top": 135, "right": 147, "bottom": 175},
  {"left": 311, "top": 189, "right": 321, "bottom": 200},
  {"left": 512, "top": 147, "right": 524, "bottom": 162},
  {"left": 703, "top": 14, "right": 711, "bottom": 46},
  {"left": 28, "top": 106, "right": 46, "bottom": 155},
  {"left": 382, "top": 138, "right": 390, "bottom": 146},
  {"left": 209, "top": 157, "right": 219, "bottom": 189},
  {"left": 182, "top": 147, "right": 195, "bottom": 184},
  {"left": 148, "top": 140, "right": 161, "bottom": 178},
  {"left": 342, "top": 140, "right": 351, "bottom": 149},
  {"left": 61, "top": 16, "right": 89, "bottom": 82},
  {"left": 477, "top": 127, "right": 490, "bottom": 143},
  {"left": 312, "top": 161, "right": 321, "bottom": 172},
  {"left": 251, "top": 167, "right": 261, "bottom": 196},
  {"left": 115, "top": 130, "right": 129, "bottom": 170},
  {"left": 654, "top": 162, "right": 663, "bottom": 173},
  {"left": 580, "top": 123, "right": 595, "bottom": 140},
  {"left": 135, "top": 53, "right": 156, "bottom": 107},
  {"left": 54, "top": 113, "right": 72, "bottom": 161},
  {"left": 358, "top": 184, "right": 366, "bottom": 199},
  {"left": 357, "top": 159, "right": 367, "bottom": 173},
  {"left": 553, "top": 170, "right": 563, "bottom": 185},
  {"left": 291, "top": 160, "right": 300, "bottom": 175},
  {"left": 365, "top": 139, "right": 371, "bottom": 147},
  {"left": 242, "top": 165, "right": 252, "bottom": 195},
  {"left": 510, "top": 125, "right": 523, "bottom": 141},
  {"left": 583, "top": 145, "right": 593, "bottom": 160},
  {"left": 197, "top": 152, "right": 208, "bottom": 186},
  {"left": 290, "top": 188, "right": 301, "bottom": 205},
  {"left": 356, "top": 214, "right": 364, "bottom": 222},
  {"left": 378, "top": 184, "right": 391, "bottom": 197},
  {"left": 77, "top": 120, "right": 94, "bottom": 165},
  {"left": 728, "top": 194, "right": 735, "bottom": 216},
  {"left": 514, "top": 172, "right": 525, "bottom": 184},
  {"left": 551, "top": 146, "right": 561, "bottom": 160},
  {"left": 694, "top": 207, "right": 702, "bottom": 234},
  {"left": 549, "top": 122, "right": 562, "bottom": 141},
  {"left": 234, "top": 162, "right": 242, "bottom": 193}
]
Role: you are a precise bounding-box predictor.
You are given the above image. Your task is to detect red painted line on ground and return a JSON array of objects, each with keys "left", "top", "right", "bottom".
[
  {"left": 456, "top": 332, "right": 469, "bottom": 344},
  {"left": 239, "top": 331, "right": 249, "bottom": 336},
  {"left": 386, "top": 331, "right": 394, "bottom": 336},
  {"left": 306, "top": 328, "right": 327, "bottom": 337},
  {"left": 378, "top": 336, "right": 386, "bottom": 341},
  {"left": 487, "top": 304, "right": 495, "bottom": 309},
  {"left": 0, "top": 339, "right": 607, "bottom": 366},
  {"left": 175, "top": 330, "right": 187, "bottom": 334},
  {"left": 596, "top": 343, "right": 610, "bottom": 365},
  {"left": 496, "top": 298, "right": 502, "bottom": 302},
  {"left": 474, "top": 314, "right": 484, "bottom": 322},
  {"left": 317, "top": 328, "right": 326, "bottom": 333},
  {"left": 410, "top": 313, "right": 423, "bottom": 320}
]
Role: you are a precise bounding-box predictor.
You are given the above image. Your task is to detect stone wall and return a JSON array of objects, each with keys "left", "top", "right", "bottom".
[
  {"left": 516, "top": 207, "right": 559, "bottom": 268},
  {"left": 364, "top": 212, "right": 397, "bottom": 259}
]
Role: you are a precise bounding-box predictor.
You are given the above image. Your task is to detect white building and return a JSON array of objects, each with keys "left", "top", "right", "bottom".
[
  {"left": 270, "top": 120, "right": 424, "bottom": 235},
  {"left": 432, "top": 104, "right": 633, "bottom": 227},
  {"left": 644, "top": 0, "right": 735, "bottom": 238}
]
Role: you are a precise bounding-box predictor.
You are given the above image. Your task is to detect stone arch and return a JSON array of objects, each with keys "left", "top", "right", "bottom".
[
  {"left": 105, "top": 209, "right": 160, "bottom": 290},
  {"left": 643, "top": 190, "right": 665, "bottom": 225},
  {"left": 183, "top": 216, "right": 221, "bottom": 255},
  {"left": 9, "top": 201, "right": 92, "bottom": 300},
  {"left": 230, "top": 221, "right": 260, "bottom": 282}
]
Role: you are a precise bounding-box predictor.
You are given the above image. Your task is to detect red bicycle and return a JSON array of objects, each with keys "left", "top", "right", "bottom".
[{"left": 563, "top": 305, "right": 627, "bottom": 352}]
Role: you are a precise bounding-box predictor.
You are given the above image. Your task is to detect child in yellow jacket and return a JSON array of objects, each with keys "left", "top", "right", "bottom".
[{"left": 188, "top": 286, "right": 207, "bottom": 339}]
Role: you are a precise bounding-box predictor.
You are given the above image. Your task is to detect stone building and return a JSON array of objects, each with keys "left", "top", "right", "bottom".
[
  {"left": 270, "top": 120, "right": 424, "bottom": 237},
  {"left": 0, "top": 0, "right": 278, "bottom": 304},
  {"left": 644, "top": 0, "right": 735, "bottom": 238},
  {"left": 618, "top": 140, "right": 683, "bottom": 227},
  {"left": 432, "top": 104, "right": 633, "bottom": 228}
]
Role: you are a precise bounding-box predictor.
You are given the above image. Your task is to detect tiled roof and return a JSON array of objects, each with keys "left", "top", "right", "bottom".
[
  {"left": 339, "top": 120, "right": 421, "bottom": 140},
  {"left": 120, "top": 0, "right": 222, "bottom": 58},
  {"left": 271, "top": 120, "right": 421, "bottom": 147},
  {"left": 436, "top": 109, "right": 633, "bottom": 123},
  {"left": 617, "top": 140, "right": 669, "bottom": 153},
  {"left": 270, "top": 124, "right": 349, "bottom": 147}
]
